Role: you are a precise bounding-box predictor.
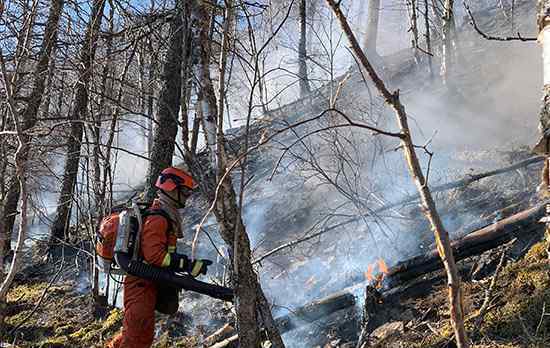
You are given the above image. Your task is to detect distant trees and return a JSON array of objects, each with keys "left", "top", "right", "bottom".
[
  {"left": 298, "top": 0, "right": 311, "bottom": 97},
  {"left": 364, "top": 0, "right": 381, "bottom": 58}
]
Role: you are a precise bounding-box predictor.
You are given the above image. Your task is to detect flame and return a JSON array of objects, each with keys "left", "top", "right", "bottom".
[
  {"left": 365, "top": 258, "right": 389, "bottom": 289},
  {"left": 378, "top": 258, "right": 388, "bottom": 274},
  {"left": 365, "top": 264, "right": 374, "bottom": 282}
]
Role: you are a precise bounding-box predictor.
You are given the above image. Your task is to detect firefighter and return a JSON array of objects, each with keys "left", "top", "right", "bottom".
[{"left": 107, "top": 166, "right": 212, "bottom": 348}]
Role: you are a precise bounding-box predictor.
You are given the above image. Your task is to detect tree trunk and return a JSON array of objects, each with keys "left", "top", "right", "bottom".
[
  {"left": 188, "top": 1, "right": 285, "bottom": 346},
  {"left": 324, "top": 1, "right": 469, "bottom": 347},
  {"left": 193, "top": 2, "right": 218, "bottom": 167},
  {"left": 50, "top": 0, "right": 106, "bottom": 245},
  {"left": 143, "top": 1, "right": 184, "bottom": 202},
  {"left": 363, "top": 0, "right": 381, "bottom": 58},
  {"left": 535, "top": 1, "right": 550, "bottom": 253},
  {"left": 191, "top": 1, "right": 260, "bottom": 346},
  {"left": 424, "top": 0, "right": 434, "bottom": 77},
  {"left": 406, "top": 0, "right": 420, "bottom": 63},
  {"left": 180, "top": 2, "right": 193, "bottom": 151},
  {"left": 298, "top": 0, "right": 311, "bottom": 97},
  {"left": 0, "top": 0, "right": 64, "bottom": 263},
  {"left": 440, "top": 0, "right": 455, "bottom": 83}
]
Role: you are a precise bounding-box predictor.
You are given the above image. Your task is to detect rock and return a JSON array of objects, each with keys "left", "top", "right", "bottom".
[{"left": 371, "top": 321, "right": 404, "bottom": 341}]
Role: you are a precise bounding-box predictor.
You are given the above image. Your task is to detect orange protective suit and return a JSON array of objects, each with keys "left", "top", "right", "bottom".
[{"left": 107, "top": 200, "right": 178, "bottom": 348}]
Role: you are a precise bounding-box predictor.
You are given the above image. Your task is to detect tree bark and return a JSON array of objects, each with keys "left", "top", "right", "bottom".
[
  {"left": 298, "top": 0, "right": 311, "bottom": 97},
  {"left": 0, "top": 0, "right": 64, "bottom": 262},
  {"left": 193, "top": 1, "right": 218, "bottom": 167},
  {"left": 324, "top": 1, "right": 469, "bottom": 347},
  {"left": 535, "top": 0, "right": 550, "bottom": 253},
  {"left": 143, "top": 1, "right": 184, "bottom": 202},
  {"left": 406, "top": 0, "right": 420, "bottom": 63},
  {"left": 50, "top": 0, "right": 106, "bottom": 244}
]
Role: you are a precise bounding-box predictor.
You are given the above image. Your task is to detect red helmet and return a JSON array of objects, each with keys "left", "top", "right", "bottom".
[{"left": 155, "top": 166, "right": 198, "bottom": 192}]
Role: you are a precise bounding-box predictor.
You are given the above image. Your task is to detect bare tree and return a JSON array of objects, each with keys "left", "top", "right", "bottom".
[
  {"left": 298, "top": 0, "right": 311, "bottom": 97},
  {"left": 363, "top": 0, "right": 381, "bottom": 59},
  {"left": 49, "top": 0, "right": 107, "bottom": 245},
  {"left": 324, "top": 1, "right": 469, "bottom": 347},
  {"left": 185, "top": 1, "right": 287, "bottom": 346},
  {"left": 440, "top": 0, "right": 456, "bottom": 82},
  {"left": 143, "top": 1, "right": 185, "bottom": 201}
]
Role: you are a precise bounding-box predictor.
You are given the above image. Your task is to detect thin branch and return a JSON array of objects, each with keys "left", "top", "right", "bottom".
[{"left": 463, "top": 1, "right": 536, "bottom": 42}]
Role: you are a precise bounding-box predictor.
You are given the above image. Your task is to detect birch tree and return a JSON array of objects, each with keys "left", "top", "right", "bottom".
[
  {"left": 440, "top": 0, "right": 456, "bottom": 82},
  {"left": 363, "top": 0, "right": 381, "bottom": 59},
  {"left": 185, "top": 1, "right": 286, "bottom": 346}
]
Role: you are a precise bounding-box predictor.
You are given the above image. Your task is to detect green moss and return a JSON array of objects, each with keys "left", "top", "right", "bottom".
[
  {"left": 7, "top": 283, "right": 48, "bottom": 303},
  {"left": 38, "top": 336, "right": 69, "bottom": 347},
  {"left": 69, "top": 308, "right": 123, "bottom": 342},
  {"left": 480, "top": 244, "right": 550, "bottom": 344},
  {"left": 153, "top": 333, "right": 199, "bottom": 348},
  {"left": 54, "top": 325, "right": 74, "bottom": 336},
  {"left": 525, "top": 242, "right": 548, "bottom": 263}
]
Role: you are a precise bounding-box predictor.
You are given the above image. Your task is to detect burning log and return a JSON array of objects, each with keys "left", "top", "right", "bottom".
[
  {"left": 386, "top": 203, "right": 546, "bottom": 285},
  {"left": 275, "top": 291, "right": 356, "bottom": 333},
  {"left": 356, "top": 286, "right": 384, "bottom": 348}
]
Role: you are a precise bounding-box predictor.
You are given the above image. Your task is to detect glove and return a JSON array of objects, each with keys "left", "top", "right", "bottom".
[
  {"left": 169, "top": 254, "right": 212, "bottom": 277},
  {"left": 188, "top": 258, "right": 213, "bottom": 277}
]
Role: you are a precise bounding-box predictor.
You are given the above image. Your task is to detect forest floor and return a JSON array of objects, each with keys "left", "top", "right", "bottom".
[{"left": 2, "top": 231, "right": 549, "bottom": 348}]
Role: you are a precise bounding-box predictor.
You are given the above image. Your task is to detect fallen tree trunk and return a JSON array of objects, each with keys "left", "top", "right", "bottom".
[
  {"left": 386, "top": 202, "right": 546, "bottom": 285},
  {"left": 375, "top": 156, "right": 543, "bottom": 214},
  {"left": 274, "top": 291, "right": 355, "bottom": 333}
]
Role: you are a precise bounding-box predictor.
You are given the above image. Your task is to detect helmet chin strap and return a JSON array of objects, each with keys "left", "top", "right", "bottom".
[{"left": 159, "top": 189, "right": 186, "bottom": 209}]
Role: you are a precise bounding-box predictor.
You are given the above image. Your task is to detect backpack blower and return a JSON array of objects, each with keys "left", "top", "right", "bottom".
[{"left": 96, "top": 201, "right": 233, "bottom": 302}]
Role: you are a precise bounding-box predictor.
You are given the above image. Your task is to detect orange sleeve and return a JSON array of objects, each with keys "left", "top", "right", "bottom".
[{"left": 141, "top": 215, "right": 170, "bottom": 267}]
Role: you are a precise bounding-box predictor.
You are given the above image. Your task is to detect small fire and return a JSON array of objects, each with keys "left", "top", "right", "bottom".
[
  {"left": 378, "top": 258, "right": 388, "bottom": 274},
  {"left": 364, "top": 258, "right": 389, "bottom": 289}
]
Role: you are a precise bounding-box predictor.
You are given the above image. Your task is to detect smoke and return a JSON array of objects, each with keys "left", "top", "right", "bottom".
[{"left": 208, "top": 1, "right": 542, "bottom": 346}]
